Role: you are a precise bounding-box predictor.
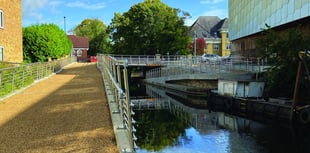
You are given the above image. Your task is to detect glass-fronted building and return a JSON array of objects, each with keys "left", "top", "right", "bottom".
[{"left": 229, "top": 0, "right": 310, "bottom": 57}]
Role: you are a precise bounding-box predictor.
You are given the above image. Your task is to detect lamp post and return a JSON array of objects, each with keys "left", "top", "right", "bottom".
[
  {"left": 64, "top": 16, "right": 66, "bottom": 33},
  {"left": 194, "top": 30, "right": 197, "bottom": 64}
]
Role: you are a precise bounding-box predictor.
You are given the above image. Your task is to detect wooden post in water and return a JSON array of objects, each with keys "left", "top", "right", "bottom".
[{"left": 291, "top": 60, "right": 302, "bottom": 122}]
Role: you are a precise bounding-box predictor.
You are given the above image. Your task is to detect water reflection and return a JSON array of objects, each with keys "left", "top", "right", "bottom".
[
  {"left": 132, "top": 84, "right": 310, "bottom": 153},
  {"left": 134, "top": 110, "right": 189, "bottom": 151},
  {"left": 134, "top": 109, "right": 268, "bottom": 153}
]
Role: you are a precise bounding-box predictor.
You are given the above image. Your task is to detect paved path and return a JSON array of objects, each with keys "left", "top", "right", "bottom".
[{"left": 0, "top": 63, "right": 118, "bottom": 153}]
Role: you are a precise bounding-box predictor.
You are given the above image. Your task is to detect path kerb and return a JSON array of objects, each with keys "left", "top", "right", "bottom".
[{"left": 98, "top": 66, "right": 134, "bottom": 153}]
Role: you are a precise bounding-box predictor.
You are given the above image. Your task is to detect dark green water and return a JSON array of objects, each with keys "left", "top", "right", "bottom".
[{"left": 131, "top": 83, "right": 310, "bottom": 153}]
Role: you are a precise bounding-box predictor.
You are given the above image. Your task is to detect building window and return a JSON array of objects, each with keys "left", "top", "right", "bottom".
[
  {"left": 0, "top": 10, "right": 3, "bottom": 28},
  {"left": 77, "top": 49, "right": 82, "bottom": 57},
  {"left": 0, "top": 46, "right": 4, "bottom": 61},
  {"left": 213, "top": 32, "right": 218, "bottom": 38},
  {"left": 71, "top": 50, "right": 75, "bottom": 56},
  {"left": 226, "top": 43, "right": 231, "bottom": 50},
  {"left": 213, "top": 44, "right": 219, "bottom": 51}
]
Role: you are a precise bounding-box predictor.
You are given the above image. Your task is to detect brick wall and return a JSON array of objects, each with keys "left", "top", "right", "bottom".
[{"left": 0, "top": 0, "right": 22, "bottom": 63}]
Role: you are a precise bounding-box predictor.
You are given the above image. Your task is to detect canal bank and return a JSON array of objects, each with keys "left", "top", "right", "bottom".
[
  {"left": 101, "top": 74, "right": 133, "bottom": 153},
  {"left": 133, "top": 83, "right": 310, "bottom": 153},
  {"left": 97, "top": 54, "right": 137, "bottom": 153},
  {"left": 144, "top": 72, "right": 254, "bottom": 94},
  {"left": 144, "top": 72, "right": 310, "bottom": 126}
]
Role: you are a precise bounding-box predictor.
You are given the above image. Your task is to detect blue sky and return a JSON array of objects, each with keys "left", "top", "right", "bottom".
[{"left": 22, "top": 0, "right": 228, "bottom": 32}]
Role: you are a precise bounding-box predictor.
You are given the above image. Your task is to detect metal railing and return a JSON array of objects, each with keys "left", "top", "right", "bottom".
[
  {"left": 146, "top": 57, "right": 268, "bottom": 79},
  {"left": 109, "top": 54, "right": 191, "bottom": 66},
  {"left": 0, "top": 57, "right": 76, "bottom": 97},
  {"left": 96, "top": 54, "right": 137, "bottom": 152}
]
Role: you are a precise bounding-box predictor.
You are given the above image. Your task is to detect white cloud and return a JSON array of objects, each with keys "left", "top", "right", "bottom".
[
  {"left": 22, "top": 0, "right": 48, "bottom": 18},
  {"left": 200, "top": 0, "right": 224, "bottom": 4},
  {"left": 48, "top": 1, "right": 64, "bottom": 7},
  {"left": 66, "top": 1, "right": 106, "bottom": 10},
  {"left": 22, "top": 0, "right": 64, "bottom": 20},
  {"left": 48, "top": 1, "right": 65, "bottom": 14}
]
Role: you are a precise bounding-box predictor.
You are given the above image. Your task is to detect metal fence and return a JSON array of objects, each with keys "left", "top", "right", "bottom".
[
  {"left": 0, "top": 57, "right": 76, "bottom": 97},
  {"left": 96, "top": 54, "right": 137, "bottom": 152},
  {"left": 106, "top": 54, "right": 268, "bottom": 79},
  {"left": 146, "top": 57, "right": 268, "bottom": 79},
  {"left": 109, "top": 54, "right": 191, "bottom": 66}
]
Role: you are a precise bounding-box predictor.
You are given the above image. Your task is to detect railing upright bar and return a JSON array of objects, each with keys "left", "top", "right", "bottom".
[
  {"left": 96, "top": 54, "right": 137, "bottom": 152},
  {"left": 0, "top": 57, "right": 76, "bottom": 97}
]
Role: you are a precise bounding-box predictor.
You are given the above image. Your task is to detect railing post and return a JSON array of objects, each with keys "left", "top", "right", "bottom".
[
  {"left": 0, "top": 72, "right": 2, "bottom": 91},
  {"left": 96, "top": 54, "right": 137, "bottom": 152},
  {"left": 246, "top": 58, "right": 249, "bottom": 72},
  {"left": 22, "top": 66, "right": 25, "bottom": 87},
  {"left": 12, "top": 68, "right": 15, "bottom": 91},
  {"left": 124, "top": 59, "right": 137, "bottom": 151}
]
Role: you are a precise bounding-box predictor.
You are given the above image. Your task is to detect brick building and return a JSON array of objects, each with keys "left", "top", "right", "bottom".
[
  {"left": 0, "top": 0, "right": 23, "bottom": 63},
  {"left": 67, "top": 35, "right": 89, "bottom": 62}
]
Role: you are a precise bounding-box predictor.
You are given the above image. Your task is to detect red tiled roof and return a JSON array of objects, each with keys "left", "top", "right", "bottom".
[{"left": 67, "top": 35, "right": 89, "bottom": 48}]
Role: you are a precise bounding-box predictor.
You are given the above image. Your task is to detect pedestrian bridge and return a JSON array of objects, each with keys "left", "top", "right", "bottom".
[
  {"left": 103, "top": 54, "right": 268, "bottom": 79},
  {"left": 109, "top": 54, "right": 266, "bottom": 69}
]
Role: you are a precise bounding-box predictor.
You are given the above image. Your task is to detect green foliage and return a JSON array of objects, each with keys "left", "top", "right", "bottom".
[
  {"left": 255, "top": 25, "right": 310, "bottom": 98},
  {"left": 0, "top": 63, "right": 14, "bottom": 69},
  {"left": 0, "top": 63, "right": 53, "bottom": 97},
  {"left": 109, "top": 0, "right": 191, "bottom": 55},
  {"left": 23, "top": 24, "right": 72, "bottom": 63},
  {"left": 0, "top": 65, "right": 37, "bottom": 96},
  {"left": 73, "top": 18, "right": 111, "bottom": 55}
]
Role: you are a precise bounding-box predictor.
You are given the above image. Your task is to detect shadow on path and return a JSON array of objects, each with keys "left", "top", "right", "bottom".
[{"left": 0, "top": 63, "right": 118, "bottom": 153}]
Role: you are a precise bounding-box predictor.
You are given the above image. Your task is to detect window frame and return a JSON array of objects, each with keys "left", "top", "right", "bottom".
[
  {"left": 0, "top": 9, "right": 4, "bottom": 29},
  {"left": 77, "top": 49, "right": 82, "bottom": 57},
  {"left": 213, "top": 44, "right": 219, "bottom": 51},
  {"left": 0, "top": 46, "right": 4, "bottom": 61},
  {"left": 226, "top": 43, "right": 231, "bottom": 50}
]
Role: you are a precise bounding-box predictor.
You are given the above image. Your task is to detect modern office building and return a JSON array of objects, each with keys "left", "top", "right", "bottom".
[
  {"left": 0, "top": 0, "right": 22, "bottom": 63},
  {"left": 229, "top": 0, "right": 310, "bottom": 57}
]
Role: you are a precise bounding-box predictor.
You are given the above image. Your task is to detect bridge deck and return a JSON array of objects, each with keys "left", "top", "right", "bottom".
[{"left": 0, "top": 63, "right": 118, "bottom": 153}]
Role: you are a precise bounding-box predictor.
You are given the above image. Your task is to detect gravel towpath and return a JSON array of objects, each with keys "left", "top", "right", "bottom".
[{"left": 0, "top": 63, "right": 118, "bottom": 153}]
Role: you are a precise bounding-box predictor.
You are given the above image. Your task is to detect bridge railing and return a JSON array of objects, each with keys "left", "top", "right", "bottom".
[
  {"left": 146, "top": 56, "right": 268, "bottom": 79},
  {"left": 104, "top": 54, "right": 268, "bottom": 78},
  {"left": 198, "top": 57, "right": 268, "bottom": 73},
  {"left": 109, "top": 54, "right": 191, "bottom": 66},
  {"left": 0, "top": 57, "right": 76, "bottom": 98},
  {"left": 96, "top": 54, "right": 137, "bottom": 152}
]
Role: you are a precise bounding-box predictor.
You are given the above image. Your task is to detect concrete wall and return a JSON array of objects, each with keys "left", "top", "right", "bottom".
[
  {"left": 167, "top": 79, "right": 218, "bottom": 89},
  {"left": 0, "top": 0, "right": 22, "bottom": 63}
]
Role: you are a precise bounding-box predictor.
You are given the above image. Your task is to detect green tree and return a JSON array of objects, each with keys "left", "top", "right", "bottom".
[
  {"left": 109, "top": 0, "right": 191, "bottom": 55},
  {"left": 73, "top": 18, "right": 111, "bottom": 55},
  {"left": 23, "top": 24, "right": 72, "bottom": 63},
  {"left": 256, "top": 25, "right": 310, "bottom": 98}
]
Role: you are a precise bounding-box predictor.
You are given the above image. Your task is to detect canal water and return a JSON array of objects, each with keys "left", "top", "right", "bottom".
[{"left": 129, "top": 80, "right": 310, "bottom": 153}]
